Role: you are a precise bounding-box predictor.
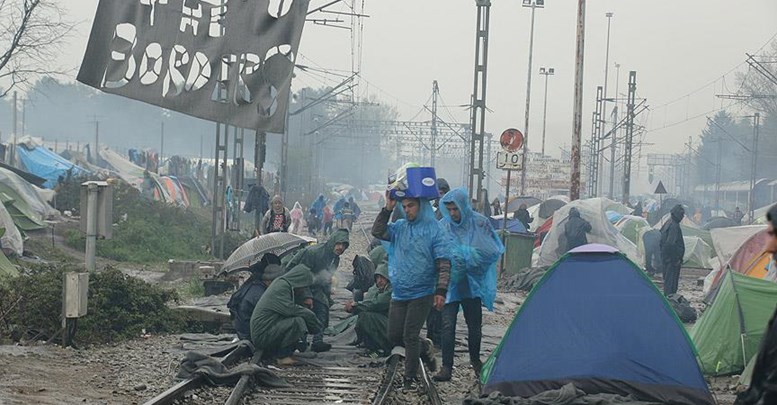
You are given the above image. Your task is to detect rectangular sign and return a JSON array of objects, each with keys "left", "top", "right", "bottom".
[
  {"left": 77, "top": 0, "right": 310, "bottom": 132},
  {"left": 497, "top": 151, "right": 523, "bottom": 170}
]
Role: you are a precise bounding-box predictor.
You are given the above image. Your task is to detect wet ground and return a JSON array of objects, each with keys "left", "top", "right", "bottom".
[{"left": 0, "top": 217, "right": 743, "bottom": 404}]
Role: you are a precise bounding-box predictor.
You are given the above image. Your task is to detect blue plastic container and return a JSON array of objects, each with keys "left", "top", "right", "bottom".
[{"left": 405, "top": 167, "right": 438, "bottom": 199}]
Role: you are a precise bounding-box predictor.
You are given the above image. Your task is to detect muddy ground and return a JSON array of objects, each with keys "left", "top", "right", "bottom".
[{"left": 0, "top": 218, "right": 743, "bottom": 404}]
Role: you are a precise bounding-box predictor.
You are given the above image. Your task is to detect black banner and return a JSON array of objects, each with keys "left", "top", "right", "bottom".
[{"left": 77, "top": 0, "right": 309, "bottom": 132}]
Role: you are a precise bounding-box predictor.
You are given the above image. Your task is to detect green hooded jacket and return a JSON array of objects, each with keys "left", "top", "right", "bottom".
[
  {"left": 250, "top": 264, "right": 321, "bottom": 350},
  {"left": 354, "top": 264, "right": 392, "bottom": 314},
  {"left": 286, "top": 229, "right": 350, "bottom": 305},
  {"left": 368, "top": 245, "right": 388, "bottom": 267}
]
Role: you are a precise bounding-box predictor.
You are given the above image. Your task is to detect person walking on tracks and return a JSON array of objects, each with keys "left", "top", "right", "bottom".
[
  {"left": 434, "top": 187, "right": 504, "bottom": 381},
  {"left": 372, "top": 193, "right": 452, "bottom": 389},
  {"left": 660, "top": 205, "right": 685, "bottom": 296},
  {"left": 250, "top": 264, "right": 321, "bottom": 366},
  {"left": 345, "top": 263, "right": 393, "bottom": 355},
  {"left": 286, "top": 228, "right": 350, "bottom": 353},
  {"left": 260, "top": 195, "right": 291, "bottom": 235}
]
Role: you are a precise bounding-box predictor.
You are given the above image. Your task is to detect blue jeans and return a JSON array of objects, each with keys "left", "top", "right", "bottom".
[{"left": 441, "top": 297, "right": 482, "bottom": 369}]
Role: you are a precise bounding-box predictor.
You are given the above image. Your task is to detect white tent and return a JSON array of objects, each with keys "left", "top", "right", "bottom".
[
  {"left": 538, "top": 198, "right": 640, "bottom": 267},
  {"left": 710, "top": 225, "right": 765, "bottom": 265}
]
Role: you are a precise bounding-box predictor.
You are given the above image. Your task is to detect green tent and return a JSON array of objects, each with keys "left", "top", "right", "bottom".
[
  {"left": 0, "top": 190, "right": 45, "bottom": 231},
  {"left": 691, "top": 271, "right": 777, "bottom": 376}
]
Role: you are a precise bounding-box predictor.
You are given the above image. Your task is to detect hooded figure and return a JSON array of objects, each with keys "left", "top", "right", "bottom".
[
  {"left": 290, "top": 202, "right": 303, "bottom": 234},
  {"left": 349, "top": 263, "right": 393, "bottom": 354},
  {"left": 660, "top": 204, "right": 685, "bottom": 296},
  {"left": 368, "top": 245, "right": 388, "bottom": 267},
  {"left": 372, "top": 196, "right": 452, "bottom": 387},
  {"left": 312, "top": 194, "right": 326, "bottom": 222},
  {"left": 250, "top": 264, "right": 321, "bottom": 360},
  {"left": 735, "top": 205, "right": 777, "bottom": 405},
  {"left": 564, "top": 207, "right": 593, "bottom": 251},
  {"left": 227, "top": 257, "right": 284, "bottom": 340},
  {"left": 434, "top": 178, "right": 452, "bottom": 221},
  {"left": 286, "top": 229, "right": 350, "bottom": 352},
  {"left": 632, "top": 201, "right": 644, "bottom": 217},
  {"left": 260, "top": 195, "right": 291, "bottom": 235},
  {"left": 435, "top": 187, "right": 504, "bottom": 381},
  {"left": 514, "top": 203, "right": 534, "bottom": 231}
]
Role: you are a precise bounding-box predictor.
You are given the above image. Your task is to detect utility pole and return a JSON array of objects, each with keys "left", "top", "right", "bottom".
[
  {"left": 603, "top": 12, "right": 614, "bottom": 197},
  {"left": 94, "top": 116, "right": 99, "bottom": 166},
  {"left": 570, "top": 0, "right": 586, "bottom": 201},
  {"left": 748, "top": 113, "right": 760, "bottom": 221},
  {"left": 622, "top": 71, "right": 637, "bottom": 204},
  {"left": 431, "top": 80, "right": 439, "bottom": 167},
  {"left": 588, "top": 86, "right": 603, "bottom": 197},
  {"left": 160, "top": 122, "right": 165, "bottom": 162},
  {"left": 10, "top": 92, "right": 17, "bottom": 166},
  {"left": 539, "top": 67, "right": 555, "bottom": 156},
  {"left": 520, "top": 0, "right": 543, "bottom": 196},
  {"left": 610, "top": 62, "right": 620, "bottom": 198},
  {"left": 468, "top": 0, "right": 491, "bottom": 203}
]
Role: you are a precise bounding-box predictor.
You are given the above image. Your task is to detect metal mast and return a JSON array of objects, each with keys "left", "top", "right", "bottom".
[{"left": 468, "top": 0, "right": 491, "bottom": 201}]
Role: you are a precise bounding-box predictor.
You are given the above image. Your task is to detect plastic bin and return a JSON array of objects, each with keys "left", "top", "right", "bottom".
[
  {"left": 405, "top": 167, "right": 438, "bottom": 199},
  {"left": 500, "top": 231, "right": 536, "bottom": 275}
]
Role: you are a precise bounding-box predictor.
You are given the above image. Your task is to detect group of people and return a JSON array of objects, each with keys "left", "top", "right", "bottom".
[{"left": 251, "top": 193, "right": 362, "bottom": 237}]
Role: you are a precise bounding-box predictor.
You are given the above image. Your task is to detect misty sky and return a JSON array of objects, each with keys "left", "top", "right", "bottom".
[{"left": 59, "top": 0, "right": 777, "bottom": 159}]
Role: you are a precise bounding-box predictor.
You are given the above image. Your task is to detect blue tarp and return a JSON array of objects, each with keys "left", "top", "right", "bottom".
[
  {"left": 489, "top": 215, "right": 528, "bottom": 234},
  {"left": 17, "top": 145, "right": 88, "bottom": 189},
  {"left": 482, "top": 248, "right": 713, "bottom": 405}
]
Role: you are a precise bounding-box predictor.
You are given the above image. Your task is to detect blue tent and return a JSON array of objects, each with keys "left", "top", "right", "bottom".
[
  {"left": 489, "top": 215, "right": 528, "bottom": 234},
  {"left": 481, "top": 244, "right": 713, "bottom": 405},
  {"left": 17, "top": 145, "right": 88, "bottom": 189}
]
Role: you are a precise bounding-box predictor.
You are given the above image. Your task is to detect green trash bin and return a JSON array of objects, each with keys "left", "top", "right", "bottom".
[{"left": 500, "top": 230, "right": 535, "bottom": 275}]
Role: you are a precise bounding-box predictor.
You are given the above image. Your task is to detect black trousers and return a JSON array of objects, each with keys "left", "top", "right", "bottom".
[
  {"left": 440, "top": 298, "right": 482, "bottom": 369},
  {"left": 388, "top": 295, "right": 433, "bottom": 379}
]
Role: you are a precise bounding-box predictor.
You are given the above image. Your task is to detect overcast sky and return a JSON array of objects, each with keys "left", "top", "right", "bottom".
[{"left": 60, "top": 0, "right": 777, "bottom": 158}]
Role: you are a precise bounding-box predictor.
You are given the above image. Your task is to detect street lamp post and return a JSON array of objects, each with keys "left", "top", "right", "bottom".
[
  {"left": 520, "top": 0, "right": 544, "bottom": 196},
  {"left": 539, "top": 67, "right": 555, "bottom": 156}
]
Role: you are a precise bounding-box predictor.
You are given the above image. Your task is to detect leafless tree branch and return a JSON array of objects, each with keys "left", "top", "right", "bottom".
[{"left": 0, "top": 0, "right": 76, "bottom": 96}]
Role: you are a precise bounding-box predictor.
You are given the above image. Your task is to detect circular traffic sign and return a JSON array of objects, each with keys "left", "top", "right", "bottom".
[{"left": 500, "top": 128, "right": 524, "bottom": 152}]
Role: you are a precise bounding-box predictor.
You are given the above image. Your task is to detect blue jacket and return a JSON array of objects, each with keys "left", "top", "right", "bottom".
[{"left": 439, "top": 187, "right": 504, "bottom": 310}]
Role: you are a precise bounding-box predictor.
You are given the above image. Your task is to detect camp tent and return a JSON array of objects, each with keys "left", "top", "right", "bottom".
[
  {"left": 0, "top": 167, "right": 59, "bottom": 230},
  {"left": 684, "top": 236, "right": 712, "bottom": 268},
  {"left": 482, "top": 244, "right": 714, "bottom": 405},
  {"left": 711, "top": 226, "right": 765, "bottom": 267},
  {"left": 538, "top": 198, "right": 640, "bottom": 266},
  {"left": 705, "top": 228, "right": 770, "bottom": 295},
  {"left": 489, "top": 215, "right": 528, "bottom": 233},
  {"left": 691, "top": 271, "right": 777, "bottom": 376},
  {"left": 15, "top": 138, "right": 89, "bottom": 189},
  {"left": 615, "top": 215, "right": 651, "bottom": 245}
]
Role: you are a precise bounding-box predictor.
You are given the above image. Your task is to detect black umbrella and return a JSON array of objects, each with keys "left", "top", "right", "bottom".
[
  {"left": 219, "top": 233, "right": 315, "bottom": 275},
  {"left": 506, "top": 196, "right": 542, "bottom": 213},
  {"left": 538, "top": 199, "right": 567, "bottom": 219}
]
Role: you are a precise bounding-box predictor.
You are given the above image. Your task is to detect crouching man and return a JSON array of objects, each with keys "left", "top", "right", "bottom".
[
  {"left": 345, "top": 263, "right": 392, "bottom": 355},
  {"left": 250, "top": 264, "right": 321, "bottom": 366}
]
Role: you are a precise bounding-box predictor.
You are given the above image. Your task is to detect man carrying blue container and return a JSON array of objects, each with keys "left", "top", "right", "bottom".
[{"left": 372, "top": 167, "right": 452, "bottom": 390}]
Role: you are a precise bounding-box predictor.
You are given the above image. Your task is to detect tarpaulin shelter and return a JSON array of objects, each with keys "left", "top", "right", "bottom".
[
  {"left": 0, "top": 167, "right": 59, "bottom": 230},
  {"left": 99, "top": 148, "right": 173, "bottom": 203},
  {"left": 692, "top": 271, "right": 777, "bottom": 376},
  {"left": 15, "top": 138, "right": 89, "bottom": 189},
  {"left": 0, "top": 201, "right": 23, "bottom": 257},
  {"left": 538, "top": 198, "right": 640, "bottom": 266},
  {"left": 482, "top": 245, "right": 714, "bottom": 405},
  {"left": 490, "top": 215, "right": 528, "bottom": 233}
]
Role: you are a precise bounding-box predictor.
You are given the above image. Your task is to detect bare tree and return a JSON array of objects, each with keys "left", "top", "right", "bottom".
[{"left": 0, "top": 0, "right": 76, "bottom": 97}]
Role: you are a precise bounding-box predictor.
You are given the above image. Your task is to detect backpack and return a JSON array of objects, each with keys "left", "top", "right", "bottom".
[{"left": 667, "top": 293, "right": 697, "bottom": 323}]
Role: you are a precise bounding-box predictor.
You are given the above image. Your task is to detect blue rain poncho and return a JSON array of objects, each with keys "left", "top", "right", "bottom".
[
  {"left": 385, "top": 198, "right": 453, "bottom": 301},
  {"left": 312, "top": 194, "right": 326, "bottom": 221},
  {"left": 439, "top": 188, "right": 504, "bottom": 310}
]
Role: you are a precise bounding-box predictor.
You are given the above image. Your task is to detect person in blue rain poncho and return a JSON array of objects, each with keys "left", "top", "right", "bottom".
[
  {"left": 372, "top": 193, "right": 452, "bottom": 389},
  {"left": 433, "top": 187, "right": 504, "bottom": 382},
  {"left": 312, "top": 194, "right": 326, "bottom": 230}
]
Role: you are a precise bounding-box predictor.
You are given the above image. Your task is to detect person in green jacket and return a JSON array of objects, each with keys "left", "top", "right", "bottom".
[
  {"left": 286, "top": 228, "right": 350, "bottom": 353},
  {"left": 345, "top": 263, "right": 392, "bottom": 354},
  {"left": 368, "top": 244, "right": 387, "bottom": 267},
  {"left": 250, "top": 264, "right": 321, "bottom": 366}
]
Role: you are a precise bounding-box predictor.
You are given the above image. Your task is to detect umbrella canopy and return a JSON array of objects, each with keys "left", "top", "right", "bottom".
[
  {"left": 703, "top": 217, "right": 738, "bottom": 231},
  {"left": 220, "top": 233, "right": 315, "bottom": 275},
  {"left": 506, "top": 196, "right": 542, "bottom": 213},
  {"left": 538, "top": 198, "right": 567, "bottom": 219}
]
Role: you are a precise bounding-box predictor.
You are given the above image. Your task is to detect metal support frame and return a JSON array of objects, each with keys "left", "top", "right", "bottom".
[
  {"left": 431, "top": 80, "right": 439, "bottom": 167},
  {"left": 229, "top": 128, "right": 244, "bottom": 231},
  {"left": 468, "top": 0, "right": 491, "bottom": 201},
  {"left": 588, "top": 86, "right": 603, "bottom": 197},
  {"left": 622, "top": 71, "right": 637, "bottom": 204},
  {"left": 749, "top": 113, "right": 760, "bottom": 221},
  {"left": 211, "top": 123, "right": 228, "bottom": 259}
]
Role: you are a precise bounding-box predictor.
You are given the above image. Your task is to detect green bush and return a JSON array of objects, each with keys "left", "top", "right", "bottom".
[{"left": 0, "top": 265, "right": 187, "bottom": 344}]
